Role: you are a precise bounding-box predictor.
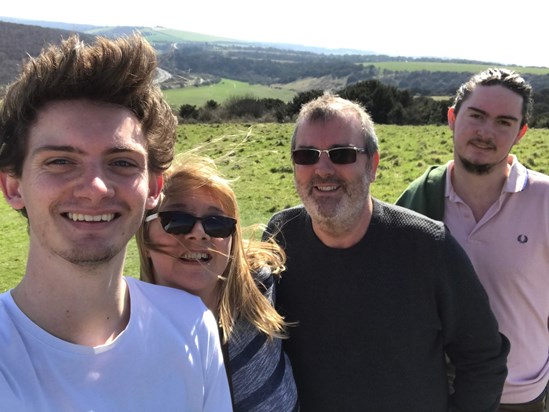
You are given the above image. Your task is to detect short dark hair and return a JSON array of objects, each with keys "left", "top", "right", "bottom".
[
  {"left": 291, "top": 92, "right": 379, "bottom": 156},
  {"left": 452, "top": 68, "right": 533, "bottom": 127}
]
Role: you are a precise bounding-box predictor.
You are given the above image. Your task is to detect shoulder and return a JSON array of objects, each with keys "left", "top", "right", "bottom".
[
  {"left": 373, "top": 201, "right": 477, "bottom": 276},
  {"left": 372, "top": 199, "right": 456, "bottom": 253},
  {"left": 395, "top": 164, "right": 447, "bottom": 220},
  {"left": 0, "top": 292, "right": 35, "bottom": 367},
  {"left": 405, "top": 164, "right": 447, "bottom": 189},
  {"left": 252, "top": 265, "right": 272, "bottom": 282},
  {"left": 252, "top": 266, "right": 274, "bottom": 297},
  {"left": 125, "top": 278, "right": 221, "bottom": 348},
  {"left": 511, "top": 157, "right": 549, "bottom": 192},
  {"left": 0, "top": 292, "right": 14, "bottom": 341},
  {"left": 125, "top": 277, "right": 210, "bottom": 321},
  {"left": 375, "top": 199, "right": 446, "bottom": 236},
  {"left": 526, "top": 168, "right": 549, "bottom": 188},
  {"left": 264, "top": 205, "right": 309, "bottom": 239},
  {"left": 126, "top": 276, "right": 201, "bottom": 302},
  {"left": 0, "top": 291, "right": 10, "bottom": 308},
  {"left": 0, "top": 291, "right": 20, "bottom": 331},
  {"left": 268, "top": 205, "right": 307, "bottom": 226}
]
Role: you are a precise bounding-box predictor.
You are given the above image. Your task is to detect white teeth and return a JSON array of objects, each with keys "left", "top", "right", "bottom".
[
  {"left": 181, "top": 252, "right": 209, "bottom": 261},
  {"left": 316, "top": 185, "right": 337, "bottom": 192},
  {"left": 67, "top": 213, "right": 115, "bottom": 222}
]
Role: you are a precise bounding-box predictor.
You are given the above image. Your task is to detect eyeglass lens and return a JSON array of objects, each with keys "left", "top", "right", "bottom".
[
  {"left": 159, "top": 212, "right": 236, "bottom": 238},
  {"left": 292, "top": 147, "right": 360, "bottom": 165}
]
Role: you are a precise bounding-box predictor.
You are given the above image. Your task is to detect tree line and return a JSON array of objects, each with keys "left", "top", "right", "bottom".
[{"left": 178, "top": 79, "right": 549, "bottom": 128}]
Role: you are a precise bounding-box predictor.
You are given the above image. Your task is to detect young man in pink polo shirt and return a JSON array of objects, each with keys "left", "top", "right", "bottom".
[{"left": 397, "top": 68, "right": 549, "bottom": 412}]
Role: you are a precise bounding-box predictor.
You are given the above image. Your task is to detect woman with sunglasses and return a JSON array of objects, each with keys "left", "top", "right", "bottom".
[{"left": 136, "top": 153, "right": 298, "bottom": 412}]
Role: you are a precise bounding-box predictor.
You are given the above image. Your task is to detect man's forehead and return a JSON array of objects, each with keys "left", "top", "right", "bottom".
[{"left": 463, "top": 85, "right": 523, "bottom": 114}]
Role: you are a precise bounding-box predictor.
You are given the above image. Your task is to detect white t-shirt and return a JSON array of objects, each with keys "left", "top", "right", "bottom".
[{"left": 0, "top": 277, "right": 232, "bottom": 411}]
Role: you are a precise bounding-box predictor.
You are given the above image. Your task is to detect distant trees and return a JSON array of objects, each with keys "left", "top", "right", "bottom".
[
  {"left": 531, "top": 89, "right": 549, "bottom": 128},
  {"left": 178, "top": 80, "right": 453, "bottom": 125},
  {"left": 0, "top": 21, "right": 96, "bottom": 85},
  {"left": 179, "top": 104, "right": 199, "bottom": 119},
  {"left": 339, "top": 80, "right": 414, "bottom": 124},
  {"left": 178, "top": 76, "right": 549, "bottom": 126},
  {"left": 286, "top": 90, "right": 324, "bottom": 118},
  {"left": 179, "top": 96, "right": 288, "bottom": 123}
]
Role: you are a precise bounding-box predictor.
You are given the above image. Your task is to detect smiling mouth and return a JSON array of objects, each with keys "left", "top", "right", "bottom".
[
  {"left": 66, "top": 213, "right": 116, "bottom": 222},
  {"left": 314, "top": 184, "right": 339, "bottom": 192},
  {"left": 470, "top": 140, "right": 495, "bottom": 151},
  {"left": 180, "top": 252, "right": 211, "bottom": 263}
]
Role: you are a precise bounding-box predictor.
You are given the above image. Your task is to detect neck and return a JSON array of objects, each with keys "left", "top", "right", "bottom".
[
  {"left": 451, "top": 157, "right": 510, "bottom": 221},
  {"left": 12, "top": 250, "right": 130, "bottom": 347}
]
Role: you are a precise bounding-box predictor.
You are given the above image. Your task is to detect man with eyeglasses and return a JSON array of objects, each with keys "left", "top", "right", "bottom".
[{"left": 264, "top": 93, "right": 510, "bottom": 411}]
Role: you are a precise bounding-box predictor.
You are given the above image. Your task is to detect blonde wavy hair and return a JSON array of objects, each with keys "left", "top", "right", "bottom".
[{"left": 136, "top": 152, "right": 288, "bottom": 343}]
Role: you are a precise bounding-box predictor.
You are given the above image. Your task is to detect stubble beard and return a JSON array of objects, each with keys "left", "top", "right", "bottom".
[
  {"left": 458, "top": 152, "right": 510, "bottom": 176},
  {"left": 57, "top": 243, "right": 121, "bottom": 267},
  {"left": 459, "top": 155, "right": 495, "bottom": 175},
  {"left": 457, "top": 134, "right": 512, "bottom": 176},
  {"left": 297, "top": 175, "right": 372, "bottom": 233}
]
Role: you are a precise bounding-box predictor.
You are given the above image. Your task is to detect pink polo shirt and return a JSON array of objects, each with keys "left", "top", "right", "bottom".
[{"left": 444, "top": 155, "right": 549, "bottom": 403}]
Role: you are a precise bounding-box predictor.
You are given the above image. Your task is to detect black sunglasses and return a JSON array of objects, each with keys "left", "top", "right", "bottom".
[
  {"left": 292, "top": 146, "right": 368, "bottom": 165},
  {"left": 146, "top": 211, "right": 237, "bottom": 238}
]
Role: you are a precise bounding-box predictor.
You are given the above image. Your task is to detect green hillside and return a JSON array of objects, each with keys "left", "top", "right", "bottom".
[
  {"left": 163, "top": 78, "right": 296, "bottom": 108},
  {"left": 371, "top": 61, "right": 549, "bottom": 75}
]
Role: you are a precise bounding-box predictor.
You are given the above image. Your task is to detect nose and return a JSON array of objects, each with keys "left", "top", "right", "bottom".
[
  {"left": 73, "top": 165, "right": 115, "bottom": 201},
  {"left": 314, "top": 151, "right": 335, "bottom": 178},
  {"left": 477, "top": 120, "right": 497, "bottom": 139},
  {"left": 185, "top": 219, "right": 209, "bottom": 239}
]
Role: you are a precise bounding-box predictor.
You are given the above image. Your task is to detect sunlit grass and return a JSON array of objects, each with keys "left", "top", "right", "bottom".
[{"left": 163, "top": 78, "right": 296, "bottom": 108}]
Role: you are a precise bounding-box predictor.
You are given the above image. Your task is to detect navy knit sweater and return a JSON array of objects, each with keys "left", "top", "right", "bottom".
[{"left": 265, "top": 199, "right": 509, "bottom": 412}]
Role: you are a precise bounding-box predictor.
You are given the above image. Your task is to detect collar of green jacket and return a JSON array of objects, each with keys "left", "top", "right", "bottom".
[{"left": 395, "top": 165, "right": 447, "bottom": 221}]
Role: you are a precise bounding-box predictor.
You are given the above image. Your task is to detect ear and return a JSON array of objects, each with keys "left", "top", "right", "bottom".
[
  {"left": 447, "top": 107, "right": 456, "bottom": 131},
  {"left": 516, "top": 124, "right": 528, "bottom": 143},
  {"left": 369, "top": 151, "right": 380, "bottom": 182},
  {"left": 145, "top": 173, "right": 164, "bottom": 210},
  {"left": 0, "top": 172, "right": 25, "bottom": 210}
]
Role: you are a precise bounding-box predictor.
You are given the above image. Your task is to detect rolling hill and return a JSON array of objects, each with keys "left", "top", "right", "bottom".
[{"left": 2, "top": 17, "right": 549, "bottom": 106}]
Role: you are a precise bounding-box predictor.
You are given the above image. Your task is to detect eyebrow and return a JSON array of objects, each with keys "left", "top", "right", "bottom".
[
  {"left": 31, "top": 144, "right": 146, "bottom": 157},
  {"left": 296, "top": 144, "right": 354, "bottom": 149},
  {"left": 467, "top": 106, "right": 520, "bottom": 122}
]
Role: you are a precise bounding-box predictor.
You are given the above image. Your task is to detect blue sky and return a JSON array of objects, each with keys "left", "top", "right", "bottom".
[{"left": 2, "top": 0, "right": 548, "bottom": 68}]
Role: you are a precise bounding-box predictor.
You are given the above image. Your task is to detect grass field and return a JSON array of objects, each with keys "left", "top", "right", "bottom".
[
  {"left": 163, "top": 78, "right": 297, "bottom": 108},
  {"left": 1, "top": 123, "right": 548, "bottom": 291},
  {"left": 370, "top": 61, "right": 549, "bottom": 74}
]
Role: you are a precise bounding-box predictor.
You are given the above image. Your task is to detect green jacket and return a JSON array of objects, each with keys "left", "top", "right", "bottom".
[{"left": 395, "top": 164, "right": 447, "bottom": 221}]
